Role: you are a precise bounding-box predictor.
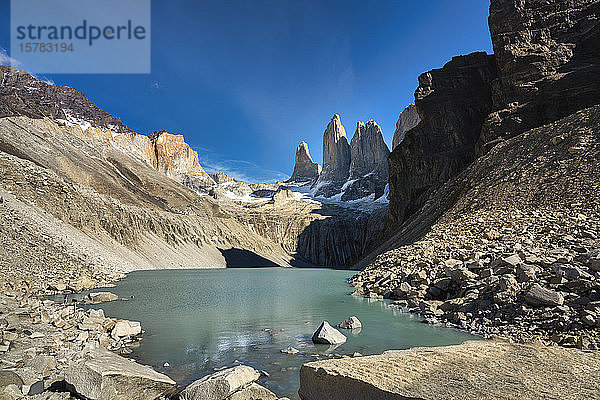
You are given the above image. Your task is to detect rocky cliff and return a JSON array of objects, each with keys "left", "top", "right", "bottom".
[
  {"left": 387, "top": 0, "right": 600, "bottom": 230},
  {"left": 287, "top": 141, "right": 321, "bottom": 183},
  {"left": 357, "top": 0, "right": 600, "bottom": 351},
  {"left": 150, "top": 130, "right": 209, "bottom": 177},
  {"left": 0, "top": 66, "right": 131, "bottom": 133},
  {"left": 391, "top": 104, "right": 420, "bottom": 150},
  {"left": 344, "top": 120, "right": 390, "bottom": 201},
  {"left": 150, "top": 130, "right": 216, "bottom": 194},
  {"left": 349, "top": 120, "right": 389, "bottom": 179},
  {"left": 388, "top": 52, "right": 497, "bottom": 227},
  {"left": 480, "top": 0, "right": 600, "bottom": 152}
]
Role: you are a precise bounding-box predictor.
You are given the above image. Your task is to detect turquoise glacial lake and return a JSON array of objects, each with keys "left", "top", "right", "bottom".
[{"left": 88, "top": 268, "right": 475, "bottom": 399}]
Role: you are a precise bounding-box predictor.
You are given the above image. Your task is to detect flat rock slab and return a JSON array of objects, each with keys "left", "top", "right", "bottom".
[
  {"left": 65, "top": 349, "right": 175, "bottom": 400},
  {"left": 299, "top": 340, "right": 600, "bottom": 400}
]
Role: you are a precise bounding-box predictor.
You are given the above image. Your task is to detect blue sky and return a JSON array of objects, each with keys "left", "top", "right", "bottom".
[{"left": 0, "top": 0, "right": 492, "bottom": 183}]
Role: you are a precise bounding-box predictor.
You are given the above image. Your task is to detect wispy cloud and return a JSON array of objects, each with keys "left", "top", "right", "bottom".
[
  {"left": 194, "top": 146, "right": 288, "bottom": 183},
  {"left": 0, "top": 48, "right": 22, "bottom": 68},
  {"left": 0, "top": 47, "right": 55, "bottom": 86}
]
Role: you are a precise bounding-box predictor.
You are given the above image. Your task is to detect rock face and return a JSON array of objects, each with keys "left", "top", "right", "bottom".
[
  {"left": 288, "top": 141, "right": 321, "bottom": 183},
  {"left": 298, "top": 341, "right": 600, "bottom": 400},
  {"left": 150, "top": 130, "right": 210, "bottom": 177},
  {"left": 0, "top": 66, "right": 131, "bottom": 133},
  {"left": 391, "top": 104, "right": 420, "bottom": 150},
  {"left": 210, "top": 172, "right": 236, "bottom": 184},
  {"left": 311, "top": 321, "right": 347, "bottom": 345},
  {"left": 65, "top": 349, "right": 176, "bottom": 400},
  {"left": 349, "top": 121, "right": 389, "bottom": 179},
  {"left": 178, "top": 365, "right": 275, "bottom": 400},
  {"left": 480, "top": 0, "right": 600, "bottom": 152},
  {"left": 344, "top": 120, "right": 390, "bottom": 201},
  {"left": 388, "top": 52, "right": 497, "bottom": 227},
  {"left": 314, "top": 114, "right": 351, "bottom": 197},
  {"left": 387, "top": 0, "right": 600, "bottom": 229}
]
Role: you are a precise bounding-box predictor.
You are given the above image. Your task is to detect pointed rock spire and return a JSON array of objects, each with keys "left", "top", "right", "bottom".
[
  {"left": 288, "top": 141, "right": 321, "bottom": 183},
  {"left": 320, "top": 114, "right": 351, "bottom": 183},
  {"left": 349, "top": 120, "right": 390, "bottom": 180},
  {"left": 392, "top": 104, "right": 421, "bottom": 150}
]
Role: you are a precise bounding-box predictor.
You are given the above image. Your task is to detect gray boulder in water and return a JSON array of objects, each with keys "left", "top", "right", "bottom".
[
  {"left": 312, "top": 321, "right": 347, "bottom": 345},
  {"left": 336, "top": 316, "right": 362, "bottom": 330}
]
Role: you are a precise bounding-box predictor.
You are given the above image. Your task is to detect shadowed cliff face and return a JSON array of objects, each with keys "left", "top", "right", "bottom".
[
  {"left": 480, "top": 0, "right": 600, "bottom": 152},
  {"left": 387, "top": 52, "right": 498, "bottom": 228},
  {"left": 386, "top": 0, "right": 600, "bottom": 233},
  {"left": 392, "top": 104, "right": 420, "bottom": 150}
]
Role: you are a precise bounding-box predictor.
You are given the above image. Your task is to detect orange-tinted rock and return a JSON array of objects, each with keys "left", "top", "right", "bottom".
[{"left": 150, "top": 130, "right": 209, "bottom": 177}]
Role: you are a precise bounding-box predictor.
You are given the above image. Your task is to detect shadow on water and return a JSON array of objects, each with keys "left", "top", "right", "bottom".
[{"left": 219, "top": 248, "right": 280, "bottom": 268}]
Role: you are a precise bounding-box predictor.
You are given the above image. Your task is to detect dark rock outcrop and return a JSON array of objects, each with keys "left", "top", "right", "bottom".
[
  {"left": 314, "top": 114, "right": 351, "bottom": 197},
  {"left": 288, "top": 141, "right": 321, "bottom": 183},
  {"left": 392, "top": 104, "right": 421, "bottom": 150},
  {"left": 0, "top": 66, "right": 131, "bottom": 133},
  {"left": 480, "top": 0, "right": 600, "bottom": 152},
  {"left": 388, "top": 52, "right": 498, "bottom": 227}
]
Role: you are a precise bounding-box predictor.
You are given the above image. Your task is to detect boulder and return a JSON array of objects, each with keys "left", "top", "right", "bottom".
[
  {"left": 336, "top": 316, "right": 362, "bottom": 330},
  {"left": 111, "top": 320, "right": 142, "bottom": 339},
  {"left": 281, "top": 347, "right": 300, "bottom": 355},
  {"left": 87, "top": 292, "right": 118, "bottom": 304},
  {"left": 312, "top": 321, "right": 347, "bottom": 345},
  {"left": 65, "top": 349, "right": 175, "bottom": 400},
  {"left": 227, "top": 382, "right": 277, "bottom": 400},
  {"left": 524, "top": 284, "right": 564, "bottom": 307},
  {"left": 178, "top": 365, "right": 260, "bottom": 400},
  {"left": 298, "top": 341, "right": 600, "bottom": 400},
  {"left": 13, "top": 368, "right": 43, "bottom": 396},
  {"left": 0, "top": 371, "right": 22, "bottom": 391}
]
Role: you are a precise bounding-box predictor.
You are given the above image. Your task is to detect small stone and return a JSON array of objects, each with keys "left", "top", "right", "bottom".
[
  {"left": 336, "top": 316, "right": 362, "bottom": 330},
  {"left": 281, "top": 347, "right": 300, "bottom": 355}
]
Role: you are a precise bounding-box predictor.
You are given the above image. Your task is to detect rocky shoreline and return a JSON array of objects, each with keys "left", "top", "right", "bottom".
[
  {"left": 0, "top": 280, "right": 295, "bottom": 400},
  {"left": 351, "top": 107, "right": 600, "bottom": 350}
]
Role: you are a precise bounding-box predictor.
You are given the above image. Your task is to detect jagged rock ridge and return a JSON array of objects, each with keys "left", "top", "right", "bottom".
[
  {"left": 392, "top": 104, "right": 420, "bottom": 150},
  {"left": 293, "top": 115, "right": 391, "bottom": 201},
  {"left": 287, "top": 141, "right": 321, "bottom": 183}
]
